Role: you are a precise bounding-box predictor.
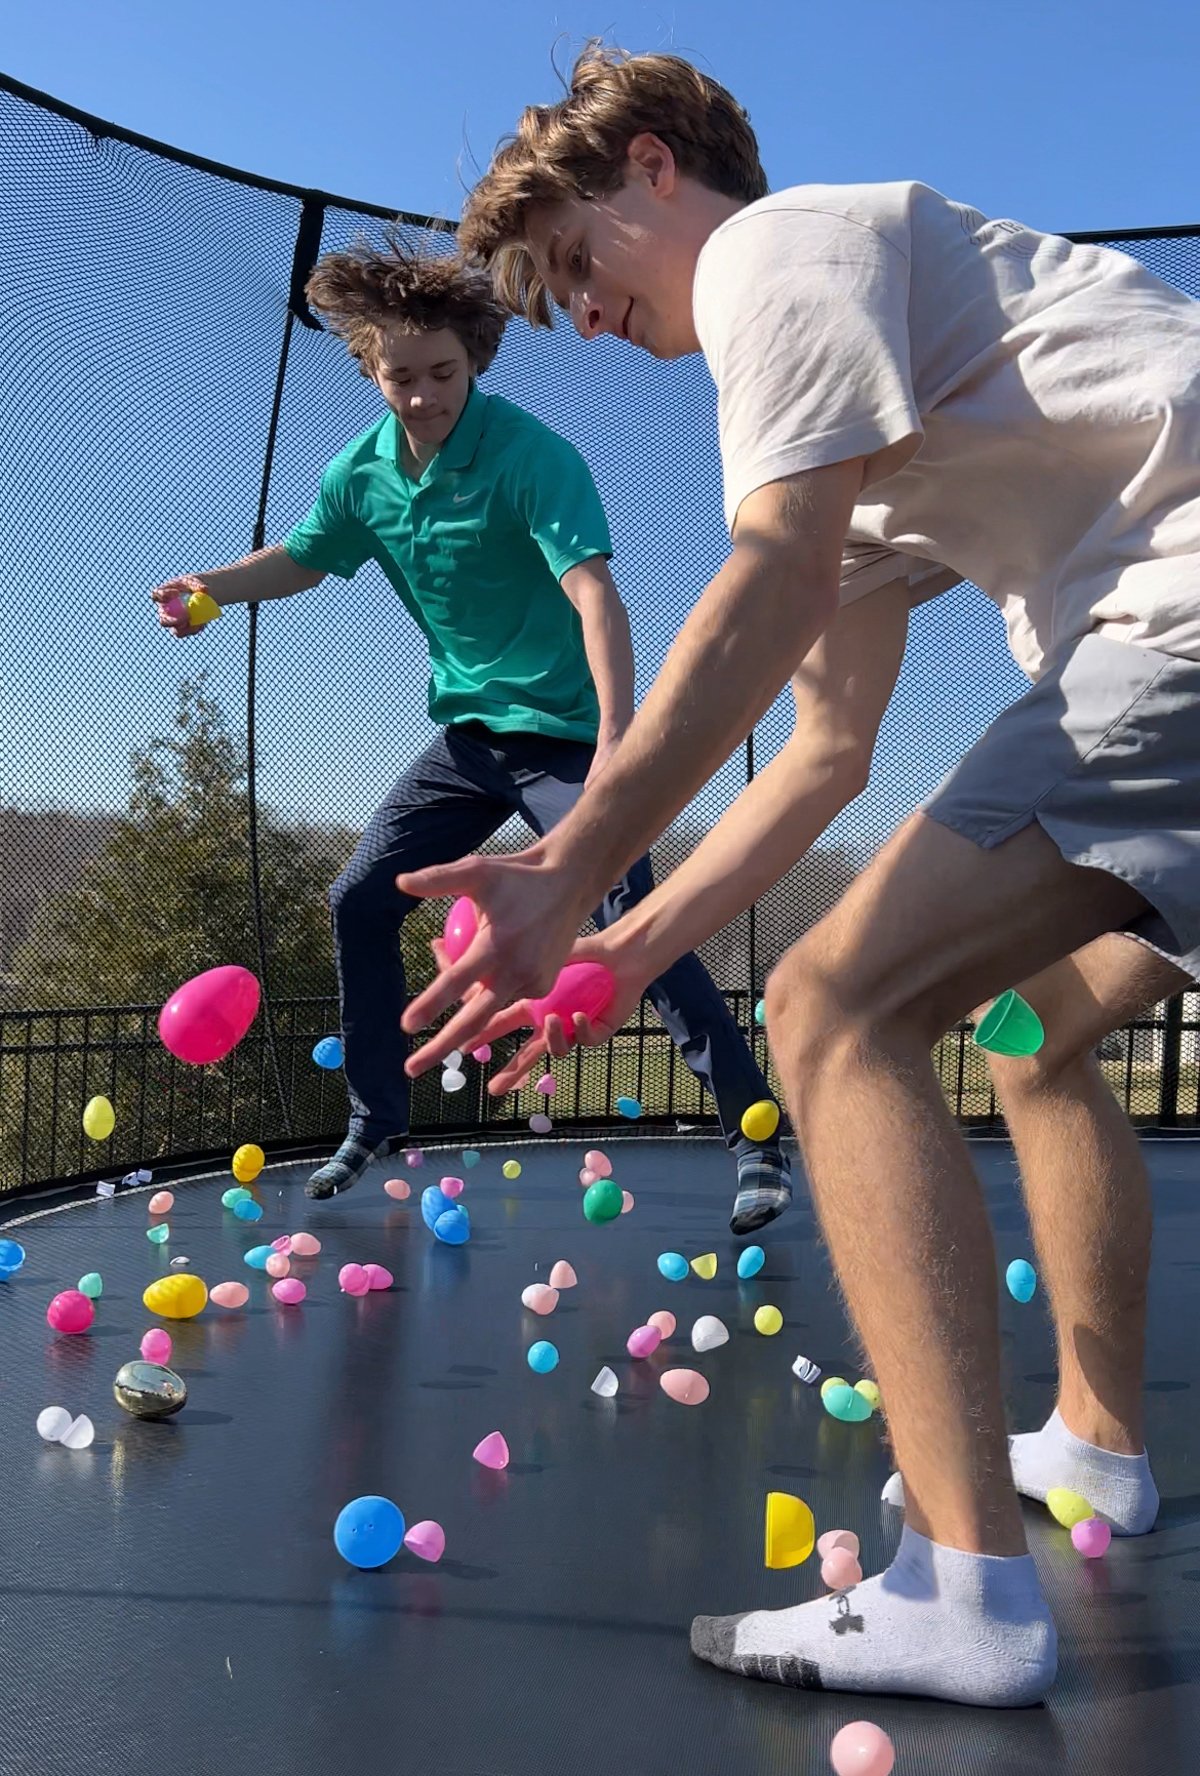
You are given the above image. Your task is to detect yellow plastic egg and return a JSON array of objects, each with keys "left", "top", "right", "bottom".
[
  {"left": 502, "top": 1160, "right": 522, "bottom": 1180},
  {"left": 765, "top": 1491, "right": 815, "bottom": 1570},
  {"left": 82, "top": 1095, "right": 116, "bottom": 1141},
  {"left": 740, "top": 1099, "right": 781, "bottom": 1144},
  {"left": 754, "top": 1304, "right": 783, "bottom": 1336},
  {"left": 820, "top": 1376, "right": 847, "bottom": 1402},
  {"left": 143, "top": 1273, "right": 208, "bottom": 1320},
  {"left": 185, "top": 588, "right": 222, "bottom": 626},
  {"left": 854, "top": 1379, "right": 881, "bottom": 1412},
  {"left": 690, "top": 1252, "right": 718, "bottom": 1280},
  {"left": 1047, "top": 1487, "right": 1094, "bottom": 1530},
  {"left": 232, "top": 1143, "right": 265, "bottom": 1184}
]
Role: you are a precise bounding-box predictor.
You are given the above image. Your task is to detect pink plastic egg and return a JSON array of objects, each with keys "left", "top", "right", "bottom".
[
  {"left": 472, "top": 1430, "right": 510, "bottom": 1470},
  {"left": 289, "top": 1233, "right": 321, "bottom": 1257},
  {"left": 528, "top": 962, "right": 615, "bottom": 1028},
  {"left": 1071, "top": 1517, "right": 1112, "bottom": 1559},
  {"left": 660, "top": 1369, "right": 710, "bottom": 1406},
  {"left": 141, "top": 1329, "right": 172, "bottom": 1364},
  {"left": 404, "top": 1148, "right": 424, "bottom": 1169},
  {"left": 265, "top": 1253, "right": 291, "bottom": 1278},
  {"left": 148, "top": 1191, "right": 174, "bottom": 1215},
  {"left": 271, "top": 1235, "right": 293, "bottom": 1253},
  {"left": 627, "top": 1325, "right": 663, "bottom": 1359},
  {"left": 647, "top": 1310, "right": 676, "bottom": 1339},
  {"left": 404, "top": 1519, "right": 446, "bottom": 1563},
  {"left": 548, "top": 1261, "right": 577, "bottom": 1290},
  {"left": 272, "top": 1277, "right": 306, "bottom": 1305},
  {"left": 471, "top": 1045, "right": 492, "bottom": 1064},
  {"left": 384, "top": 1178, "right": 411, "bottom": 1200},
  {"left": 46, "top": 1290, "right": 95, "bottom": 1335},
  {"left": 442, "top": 896, "right": 478, "bottom": 963},
  {"left": 620, "top": 1190, "right": 635, "bottom": 1214},
  {"left": 338, "top": 1264, "right": 370, "bottom": 1296},
  {"left": 830, "top": 1721, "right": 895, "bottom": 1776},
  {"left": 210, "top": 1281, "right": 249, "bottom": 1309},
  {"left": 364, "top": 1263, "right": 394, "bottom": 1291},
  {"left": 158, "top": 965, "right": 261, "bottom": 1065},
  {"left": 584, "top": 1150, "right": 612, "bottom": 1178},
  {"left": 440, "top": 1175, "right": 465, "bottom": 1199},
  {"left": 535, "top": 1073, "right": 556, "bottom": 1096},
  {"left": 817, "top": 1529, "right": 860, "bottom": 1560},
  {"left": 521, "top": 1284, "right": 559, "bottom": 1316},
  {"left": 821, "top": 1549, "right": 863, "bottom": 1590},
  {"left": 579, "top": 1168, "right": 597, "bottom": 1188}
]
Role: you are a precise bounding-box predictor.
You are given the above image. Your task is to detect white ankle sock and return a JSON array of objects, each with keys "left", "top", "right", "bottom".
[
  {"left": 881, "top": 1408, "right": 1159, "bottom": 1535},
  {"left": 691, "top": 1524, "right": 1056, "bottom": 1707}
]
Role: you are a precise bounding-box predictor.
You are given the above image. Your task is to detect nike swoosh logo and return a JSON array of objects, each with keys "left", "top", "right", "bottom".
[{"left": 453, "top": 490, "right": 480, "bottom": 505}]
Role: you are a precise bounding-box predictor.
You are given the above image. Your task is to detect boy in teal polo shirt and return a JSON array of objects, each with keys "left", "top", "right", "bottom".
[{"left": 151, "top": 240, "right": 786, "bottom": 1224}]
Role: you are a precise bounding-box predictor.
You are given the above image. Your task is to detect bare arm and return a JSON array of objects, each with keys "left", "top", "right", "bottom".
[
  {"left": 192, "top": 545, "right": 325, "bottom": 606},
  {"left": 560, "top": 556, "right": 635, "bottom": 771}
]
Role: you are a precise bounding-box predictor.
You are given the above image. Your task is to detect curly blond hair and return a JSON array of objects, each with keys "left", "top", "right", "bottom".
[
  {"left": 305, "top": 231, "right": 510, "bottom": 373},
  {"left": 460, "top": 43, "right": 767, "bottom": 327}
]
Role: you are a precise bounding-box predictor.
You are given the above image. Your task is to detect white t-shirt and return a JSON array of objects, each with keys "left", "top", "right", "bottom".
[{"left": 693, "top": 183, "right": 1200, "bottom": 679}]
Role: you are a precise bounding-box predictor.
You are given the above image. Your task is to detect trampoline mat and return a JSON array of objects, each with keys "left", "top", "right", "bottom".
[{"left": 1, "top": 1136, "right": 1198, "bottom": 1776}]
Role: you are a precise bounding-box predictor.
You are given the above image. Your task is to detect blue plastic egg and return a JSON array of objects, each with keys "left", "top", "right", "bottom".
[
  {"left": 233, "top": 1198, "right": 263, "bottom": 1222},
  {"left": 754, "top": 998, "right": 766, "bottom": 1026},
  {"left": 0, "top": 1238, "right": 27, "bottom": 1280},
  {"left": 312, "top": 1036, "right": 344, "bottom": 1070},
  {"left": 616, "top": 1096, "right": 642, "bottom": 1119},
  {"left": 421, "top": 1185, "right": 453, "bottom": 1230},
  {"left": 461, "top": 1149, "right": 481, "bottom": 1168},
  {"left": 333, "top": 1495, "right": 405, "bottom": 1569},
  {"left": 737, "top": 1245, "right": 766, "bottom": 1280},
  {"left": 528, "top": 1340, "right": 559, "bottom": 1374},
  {"left": 657, "top": 1251, "right": 689, "bottom": 1283},
  {"left": 1006, "top": 1259, "right": 1037, "bottom": 1303},
  {"left": 221, "top": 1187, "right": 252, "bottom": 1209},
  {"left": 244, "top": 1245, "right": 274, "bottom": 1270},
  {"left": 434, "top": 1206, "right": 471, "bottom": 1246}
]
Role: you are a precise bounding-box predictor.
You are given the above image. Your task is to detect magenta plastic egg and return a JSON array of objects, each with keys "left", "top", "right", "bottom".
[
  {"left": 1071, "top": 1517, "right": 1112, "bottom": 1559},
  {"left": 821, "top": 1549, "right": 863, "bottom": 1590},
  {"left": 404, "top": 1519, "right": 446, "bottom": 1563},
  {"left": 830, "top": 1721, "right": 895, "bottom": 1776},
  {"left": 440, "top": 1176, "right": 464, "bottom": 1199},
  {"left": 528, "top": 962, "right": 615, "bottom": 1028},
  {"left": 272, "top": 1277, "right": 306, "bottom": 1305},
  {"left": 148, "top": 1191, "right": 174, "bottom": 1215},
  {"left": 535, "top": 1073, "right": 556, "bottom": 1097},
  {"left": 583, "top": 1150, "right": 612, "bottom": 1179},
  {"left": 141, "top": 1329, "right": 173, "bottom": 1364},
  {"left": 648, "top": 1310, "right": 676, "bottom": 1339},
  {"left": 338, "top": 1263, "right": 370, "bottom": 1296},
  {"left": 627, "top": 1325, "right": 662, "bottom": 1359},
  {"left": 364, "top": 1263, "right": 394, "bottom": 1291},
  {"left": 265, "top": 1253, "right": 291, "bottom": 1278},
  {"left": 817, "top": 1529, "right": 860, "bottom": 1560},
  {"left": 158, "top": 964, "right": 261, "bottom": 1065},
  {"left": 46, "top": 1290, "right": 95, "bottom": 1335},
  {"left": 471, "top": 1044, "right": 492, "bottom": 1063},
  {"left": 442, "top": 896, "right": 478, "bottom": 963},
  {"left": 384, "top": 1177, "right": 411, "bottom": 1200},
  {"left": 289, "top": 1232, "right": 321, "bottom": 1257},
  {"left": 472, "top": 1430, "right": 510, "bottom": 1470},
  {"left": 210, "top": 1281, "right": 249, "bottom": 1309}
]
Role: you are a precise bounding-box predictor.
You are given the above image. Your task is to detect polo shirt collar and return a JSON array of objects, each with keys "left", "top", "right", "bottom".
[{"left": 376, "top": 381, "right": 488, "bottom": 487}]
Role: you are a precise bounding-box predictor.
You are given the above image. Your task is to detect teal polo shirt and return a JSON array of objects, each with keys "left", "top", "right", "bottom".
[{"left": 283, "top": 383, "right": 611, "bottom": 740}]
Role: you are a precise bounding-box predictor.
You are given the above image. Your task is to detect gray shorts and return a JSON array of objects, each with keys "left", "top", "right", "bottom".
[{"left": 924, "top": 633, "right": 1200, "bottom": 985}]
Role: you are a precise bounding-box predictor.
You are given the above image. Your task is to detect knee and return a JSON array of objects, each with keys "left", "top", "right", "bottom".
[
  {"left": 972, "top": 998, "right": 1093, "bottom": 1099},
  {"left": 762, "top": 930, "right": 874, "bottom": 1078},
  {"left": 329, "top": 860, "right": 415, "bottom": 931}
]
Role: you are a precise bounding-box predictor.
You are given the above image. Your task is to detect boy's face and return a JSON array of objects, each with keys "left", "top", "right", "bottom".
[
  {"left": 369, "top": 325, "right": 473, "bottom": 451},
  {"left": 523, "top": 135, "right": 740, "bottom": 360}
]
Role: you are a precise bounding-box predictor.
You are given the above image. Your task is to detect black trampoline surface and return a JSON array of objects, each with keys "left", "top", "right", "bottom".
[{"left": 1, "top": 1135, "right": 1198, "bottom": 1776}]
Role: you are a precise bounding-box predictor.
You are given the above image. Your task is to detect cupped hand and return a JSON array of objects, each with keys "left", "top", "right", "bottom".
[{"left": 151, "top": 575, "right": 206, "bottom": 637}]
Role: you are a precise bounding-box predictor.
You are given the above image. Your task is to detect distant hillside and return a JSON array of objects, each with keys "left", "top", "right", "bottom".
[{"left": 1, "top": 805, "right": 119, "bottom": 977}]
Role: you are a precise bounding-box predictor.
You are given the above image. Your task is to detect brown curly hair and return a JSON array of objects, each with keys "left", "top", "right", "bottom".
[
  {"left": 460, "top": 43, "right": 767, "bottom": 327},
  {"left": 305, "top": 231, "right": 510, "bottom": 373}
]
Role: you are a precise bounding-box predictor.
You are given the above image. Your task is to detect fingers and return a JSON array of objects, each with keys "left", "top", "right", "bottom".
[
  {"left": 488, "top": 1033, "right": 552, "bottom": 1095},
  {"left": 394, "top": 857, "right": 483, "bottom": 902},
  {"left": 402, "top": 935, "right": 495, "bottom": 1032},
  {"left": 404, "top": 993, "right": 529, "bottom": 1077}
]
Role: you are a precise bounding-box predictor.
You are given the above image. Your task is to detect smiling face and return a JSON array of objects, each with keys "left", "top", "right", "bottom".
[
  {"left": 368, "top": 325, "right": 473, "bottom": 461},
  {"left": 523, "top": 135, "right": 745, "bottom": 360}
]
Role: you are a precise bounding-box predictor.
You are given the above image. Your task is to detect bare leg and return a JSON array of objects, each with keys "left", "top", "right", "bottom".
[{"left": 985, "top": 936, "right": 1189, "bottom": 1454}]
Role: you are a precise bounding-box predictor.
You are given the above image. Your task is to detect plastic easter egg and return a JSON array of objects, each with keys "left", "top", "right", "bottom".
[
  {"left": 527, "top": 1340, "right": 559, "bottom": 1374},
  {"left": 334, "top": 1495, "right": 405, "bottom": 1570},
  {"left": 854, "top": 1380, "right": 881, "bottom": 1412},
  {"left": 522, "top": 1284, "right": 559, "bottom": 1316},
  {"left": 421, "top": 1185, "right": 454, "bottom": 1229},
  {"left": 0, "top": 1238, "right": 27, "bottom": 1280},
  {"left": 764, "top": 1491, "right": 815, "bottom": 1570},
  {"left": 47, "top": 1290, "right": 95, "bottom": 1334},
  {"left": 244, "top": 1245, "right": 273, "bottom": 1270},
  {"left": 114, "top": 1361, "right": 187, "bottom": 1420},
  {"left": 141, "top": 1328, "right": 172, "bottom": 1364},
  {"left": 1071, "top": 1517, "right": 1112, "bottom": 1558},
  {"left": 690, "top": 1252, "right": 718, "bottom": 1280},
  {"left": 440, "top": 1176, "right": 465, "bottom": 1199},
  {"left": 78, "top": 1272, "right": 103, "bottom": 1300},
  {"left": 289, "top": 1233, "right": 321, "bottom": 1257},
  {"left": 740, "top": 1099, "right": 780, "bottom": 1143},
  {"left": 232, "top": 1144, "right": 265, "bottom": 1184},
  {"left": 384, "top": 1177, "right": 411, "bottom": 1200},
  {"left": 233, "top": 1198, "right": 263, "bottom": 1223},
  {"left": 37, "top": 1406, "right": 74, "bottom": 1443},
  {"left": 754, "top": 1305, "right": 784, "bottom": 1336},
  {"left": 737, "top": 1245, "right": 766, "bottom": 1280},
  {"left": 404, "top": 1148, "right": 424, "bottom": 1168},
  {"left": 823, "top": 1383, "right": 874, "bottom": 1423},
  {"left": 404, "top": 1520, "right": 446, "bottom": 1563},
  {"left": 1006, "top": 1259, "right": 1037, "bottom": 1303},
  {"left": 579, "top": 1169, "right": 597, "bottom": 1188},
  {"left": 691, "top": 1315, "right": 729, "bottom": 1353},
  {"left": 660, "top": 1368, "right": 710, "bottom": 1406},
  {"left": 442, "top": 896, "right": 478, "bottom": 963},
  {"left": 627, "top": 1325, "right": 662, "bottom": 1359},
  {"left": 60, "top": 1414, "right": 95, "bottom": 1451},
  {"left": 817, "top": 1529, "right": 861, "bottom": 1561},
  {"left": 502, "top": 1160, "right": 522, "bottom": 1181},
  {"left": 363, "top": 1264, "right": 393, "bottom": 1291},
  {"left": 148, "top": 1191, "right": 174, "bottom": 1215},
  {"left": 461, "top": 1148, "right": 481, "bottom": 1167},
  {"left": 142, "top": 1273, "right": 207, "bottom": 1320},
  {"left": 158, "top": 965, "right": 260, "bottom": 1065},
  {"left": 615, "top": 1095, "right": 642, "bottom": 1119},
  {"left": 444, "top": 1049, "right": 464, "bottom": 1070},
  {"left": 434, "top": 1207, "right": 471, "bottom": 1246},
  {"left": 265, "top": 1253, "right": 291, "bottom": 1278},
  {"left": 272, "top": 1278, "right": 307, "bottom": 1305},
  {"left": 184, "top": 587, "right": 222, "bottom": 626},
  {"left": 210, "top": 1281, "right": 249, "bottom": 1309},
  {"left": 82, "top": 1095, "right": 115, "bottom": 1141},
  {"left": 528, "top": 962, "right": 615, "bottom": 1029},
  {"left": 271, "top": 1236, "right": 292, "bottom": 1253},
  {"left": 591, "top": 1366, "right": 619, "bottom": 1398},
  {"left": 548, "top": 1261, "right": 577, "bottom": 1290},
  {"left": 1047, "top": 1487, "right": 1094, "bottom": 1530},
  {"left": 472, "top": 1431, "right": 509, "bottom": 1470},
  {"left": 528, "top": 1113, "right": 553, "bottom": 1135},
  {"left": 312, "top": 1036, "right": 344, "bottom": 1070},
  {"left": 648, "top": 1310, "right": 676, "bottom": 1339},
  {"left": 221, "top": 1187, "right": 252, "bottom": 1210},
  {"left": 584, "top": 1150, "right": 612, "bottom": 1178},
  {"left": 339, "top": 1264, "right": 370, "bottom": 1297},
  {"left": 147, "top": 1224, "right": 170, "bottom": 1245},
  {"left": 620, "top": 1190, "right": 635, "bottom": 1214},
  {"left": 442, "top": 1068, "right": 467, "bottom": 1093},
  {"left": 583, "top": 1180, "right": 623, "bottom": 1224},
  {"left": 535, "top": 1073, "right": 556, "bottom": 1096},
  {"left": 821, "top": 1548, "right": 863, "bottom": 1590},
  {"left": 830, "top": 1722, "right": 894, "bottom": 1776},
  {"left": 820, "top": 1376, "right": 848, "bottom": 1401},
  {"left": 657, "top": 1252, "right": 689, "bottom": 1282},
  {"left": 754, "top": 998, "right": 766, "bottom": 1026}
]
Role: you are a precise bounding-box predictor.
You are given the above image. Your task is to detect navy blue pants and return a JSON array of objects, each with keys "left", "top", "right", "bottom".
[{"left": 329, "top": 722, "right": 771, "bottom": 1145}]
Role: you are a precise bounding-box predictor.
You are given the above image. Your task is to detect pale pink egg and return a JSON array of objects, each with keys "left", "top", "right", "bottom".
[
  {"left": 148, "top": 1191, "right": 174, "bottom": 1215},
  {"left": 1072, "top": 1518, "right": 1112, "bottom": 1558},
  {"left": 141, "top": 1328, "right": 172, "bottom": 1364},
  {"left": 830, "top": 1722, "right": 894, "bottom": 1776},
  {"left": 210, "top": 1281, "right": 249, "bottom": 1309},
  {"left": 404, "top": 1148, "right": 424, "bottom": 1168},
  {"left": 627, "top": 1325, "right": 662, "bottom": 1359},
  {"left": 338, "top": 1263, "right": 370, "bottom": 1296},
  {"left": 817, "top": 1529, "right": 860, "bottom": 1560},
  {"left": 535, "top": 1073, "right": 556, "bottom": 1096},
  {"left": 579, "top": 1168, "right": 597, "bottom": 1188},
  {"left": 521, "top": 1284, "right": 559, "bottom": 1315},
  {"left": 584, "top": 1149, "right": 612, "bottom": 1178},
  {"left": 548, "top": 1260, "right": 577, "bottom": 1290},
  {"left": 620, "top": 1190, "right": 635, "bottom": 1214},
  {"left": 272, "top": 1278, "right": 307, "bottom": 1305},
  {"left": 265, "top": 1253, "right": 291, "bottom": 1278},
  {"left": 821, "top": 1549, "right": 863, "bottom": 1590},
  {"left": 384, "top": 1178, "right": 411, "bottom": 1200},
  {"left": 289, "top": 1233, "right": 321, "bottom": 1257},
  {"left": 440, "top": 1176, "right": 465, "bottom": 1199},
  {"left": 472, "top": 1430, "right": 509, "bottom": 1470},
  {"left": 364, "top": 1263, "right": 394, "bottom": 1291},
  {"left": 647, "top": 1310, "right": 676, "bottom": 1339},
  {"left": 404, "top": 1519, "right": 446, "bottom": 1563},
  {"left": 271, "top": 1235, "right": 293, "bottom": 1253},
  {"left": 660, "top": 1369, "right": 710, "bottom": 1406}
]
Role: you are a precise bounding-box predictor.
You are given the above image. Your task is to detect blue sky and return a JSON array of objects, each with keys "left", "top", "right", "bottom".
[{"left": 1, "top": 2, "right": 1197, "bottom": 866}]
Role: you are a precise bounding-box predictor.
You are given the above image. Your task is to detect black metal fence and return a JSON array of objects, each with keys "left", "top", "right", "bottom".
[{"left": 2, "top": 71, "right": 1198, "bottom": 1195}]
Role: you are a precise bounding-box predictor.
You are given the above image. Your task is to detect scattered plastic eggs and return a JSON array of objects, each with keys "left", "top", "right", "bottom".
[
  {"left": 817, "top": 1529, "right": 860, "bottom": 1560},
  {"left": 584, "top": 1150, "right": 612, "bottom": 1177},
  {"left": 364, "top": 1264, "right": 393, "bottom": 1291},
  {"left": 272, "top": 1278, "right": 306, "bottom": 1305},
  {"left": 233, "top": 1198, "right": 263, "bottom": 1223},
  {"left": 404, "top": 1148, "right": 424, "bottom": 1168},
  {"left": 46, "top": 1290, "right": 95, "bottom": 1334},
  {"left": 620, "top": 1191, "right": 635, "bottom": 1213},
  {"left": 1071, "top": 1517, "right": 1112, "bottom": 1559},
  {"left": 792, "top": 1355, "right": 821, "bottom": 1384},
  {"left": 548, "top": 1261, "right": 577, "bottom": 1290},
  {"left": 404, "top": 1520, "right": 446, "bottom": 1563},
  {"left": 648, "top": 1310, "right": 676, "bottom": 1339},
  {"left": 148, "top": 1191, "right": 174, "bottom": 1215},
  {"left": 82, "top": 1095, "right": 116, "bottom": 1141},
  {"left": 461, "top": 1149, "right": 481, "bottom": 1168},
  {"left": 627, "top": 1325, "right": 662, "bottom": 1359},
  {"left": 471, "top": 1046, "right": 492, "bottom": 1063},
  {"left": 210, "top": 1281, "right": 249, "bottom": 1309},
  {"left": 421, "top": 1186, "right": 454, "bottom": 1229},
  {"left": 736, "top": 1245, "right": 766, "bottom": 1280},
  {"left": 147, "top": 1224, "right": 170, "bottom": 1245},
  {"left": 141, "top": 1329, "right": 172, "bottom": 1364},
  {"left": 232, "top": 1143, "right": 265, "bottom": 1184},
  {"left": 312, "top": 1035, "right": 344, "bottom": 1069},
  {"left": 583, "top": 1180, "right": 623, "bottom": 1223},
  {"left": 384, "top": 1176, "right": 411, "bottom": 1201},
  {"left": 0, "top": 1238, "right": 27, "bottom": 1279},
  {"left": 830, "top": 1721, "right": 894, "bottom": 1776},
  {"left": 821, "top": 1548, "right": 863, "bottom": 1589},
  {"left": 535, "top": 1073, "right": 556, "bottom": 1096},
  {"left": 266, "top": 1253, "right": 291, "bottom": 1279},
  {"left": 1006, "top": 1259, "right": 1037, "bottom": 1303},
  {"left": 434, "top": 1206, "right": 471, "bottom": 1245},
  {"left": 522, "top": 1284, "right": 559, "bottom": 1316},
  {"left": 658, "top": 1252, "right": 689, "bottom": 1282},
  {"left": 740, "top": 1099, "right": 780, "bottom": 1143},
  {"left": 440, "top": 1176, "right": 465, "bottom": 1199},
  {"left": 1047, "top": 1487, "right": 1094, "bottom": 1530},
  {"left": 754, "top": 1305, "right": 784, "bottom": 1336},
  {"left": 690, "top": 1252, "right": 717, "bottom": 1280},
  {"left": 77, "top": 1272, "right": 103, "bottom": 1300},
  {"left": 142, "top": 1274, "right": 207, "bottom": 1319},
  {"left": 473, "top": 1431, "right": 509, "bottom": 1469},
  {"left": 289, "top": 1233, "right": 321, "bottom": 1257},
  {"left": 334, "top": 1495, "right": 405, "bottom": 1570},
  {"left": 591, "top": 1366, "right": 619, "bottom": 1398},
  {"left": 823, "top": 1382, "right": 874, "bottom": 1423},
  {"left": 528, "top": 1113, "right": 553, "bottom": 1135},
  {"left": 222, "top": 1187, "right": 252, "bottom": 1210},
  {"left": 660, "top": 1369, "right": 710, "bottom": 1406},
  {"left": 615, "top": 1096, "right": 642, "bottom": 1119},
  {"left": 502, "top": 1160, "right": 522, "bottom": 1181},
  {"left": 691, "top": 1315, "right": 729, "bottom": 1353},
  {"left": 244, "top": 1246, "right": 273, "bottom": 1271},
  {"left": 339, "top": 1264, "right": 370, "bottom": 1297},
  {"left": 36, "top": 1407, "right": 95, "bottom": 1450},
  {"left": 442, "top": 1068, "right": 467, "bottom": 1093},
  {"left": 527, "top": 1341, "right": 559, "bottom": 1374}
]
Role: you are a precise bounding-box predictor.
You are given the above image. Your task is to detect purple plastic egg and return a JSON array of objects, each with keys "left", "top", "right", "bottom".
[
  {"left": 272, "top": 1277, "right": 307, "bottom": 1305},
  {"left": 627, "top": 1324, "right": 663, "bottom": 1359}
]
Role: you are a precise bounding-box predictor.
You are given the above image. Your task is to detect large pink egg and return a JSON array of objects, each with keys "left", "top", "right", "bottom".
[
  {"left": 627, "top": 1325, "right": 662, "bottom": 1359},
  {"left": 440, "top": 1175, "right": 465, "bottom": 1199},
  {"left": 620, "top": 1190, "right": 635, "bottom": 1214},
  {"left": 289, "top": 1233, "right": 321, "bottom": 1257},
  {"left": 583, "top": 1150, "right": 612, "bottom": 1179},
  {"left": 148, "top": 1191, "right": 174, "bottom": 1215},
  {"left": 830, "top": 1721, "right": 894, "bottom": 1776},
  {"left": 442, "top": 897, "right": 478, "bottom": 964},
  {"left": 1072, "top": 1517, "right": 1112, "bottom": 1559},
  {"left": 521, "top": 1284, "right": 559, "bottom": 1316},
  {"left": 141, "top": 1328, "right": 172, "bottom": 1364},
  {"left": 821, "top": 1549, "right": 863, "bottom": 1590},
  {"left": 404, "top": 1519, "right": 446, "bottom": 1563},
  {"left": 364, "top": 1263, "right": 394, "bottom": 1291},
  {"left": 265, "top": 1253, "right": 291, "bottom": 1278},
  {"left": 817, "top": 1529, "right": 860, "bottom": 1560},
  {"left": 529, "top": 962, "right": 614, "bottom": 1028},
  {"left": 647, "top": 1310, "right": 676, "bottom": 1339},
  {"left": 158, "top": 965, "right": 261, "bottom": 1065},
  {"left": 46, "top": 1290, "right": 95, "bottom": 1335},
  {"left": 548, "top": 1261, "right": 577, "bottom": 1290},
  {"left": 660, "top": 1369, "right": 710, "bottom": 1406},
  {"left": 338, "top": 1263, "right": 370, "bottom": 1297},
  {"left": 272, "top": 1277, "right": 306, "bottom": 1305},
  {"left": 210, "top": 1281, "right": 249, "bottom": 1309},
  {"left": 384, "top": 1178, "right": 411, "bottom": 1201}
]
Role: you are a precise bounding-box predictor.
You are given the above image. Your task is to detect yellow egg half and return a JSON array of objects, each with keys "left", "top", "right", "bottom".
[
  {"left": 143, "top": 1273, "right": 208, "bottom": 1320},
  {"left": 1046, "top": 1487, "right": 1094, "bottom": 1530}
]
